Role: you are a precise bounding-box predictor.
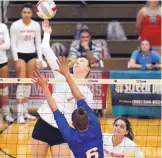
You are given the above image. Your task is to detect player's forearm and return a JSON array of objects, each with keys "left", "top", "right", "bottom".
[
  {"left": 64, "top": 73, "right": 83, "bottom": 101},
  {"left": 128, "top": 63, "right": 142, "bottom": 69},
  {"left": 0, "top": 42, "right": 10, "bottom": 51},
  {"left": 155, "top": 63, "right": 162, "bottom": 69},
  {"left": 41, "top": 33, "right": 59, "bottom": 70},
  {"left": 10, "top": 28, "right": 18, "bottom": 61},
  {"left": 42, "top": 87, "right": 57, "bottom": 112}
]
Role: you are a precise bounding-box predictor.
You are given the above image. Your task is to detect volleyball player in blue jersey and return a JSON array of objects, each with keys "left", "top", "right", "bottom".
[{"left": 32, "top": 57, "right": 103, "bottom": 158}]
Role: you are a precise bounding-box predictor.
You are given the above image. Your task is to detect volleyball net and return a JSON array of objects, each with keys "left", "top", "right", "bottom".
[{"left": 0, "top": 71, "right": 161, "bottom": 158}]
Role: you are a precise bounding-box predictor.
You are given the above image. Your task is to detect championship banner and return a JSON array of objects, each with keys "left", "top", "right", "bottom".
[
  {"left": 8, "top": 70, "right": 109, "bottom": 110},
  {"left": 110, "top": 70, "right": 161, "bottom": 117}
]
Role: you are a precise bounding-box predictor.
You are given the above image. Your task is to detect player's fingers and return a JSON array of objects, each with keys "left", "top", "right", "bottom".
[
  {"left": 56, "top": 59, "right": 61, "bottom": 68},
  {"left": 33, "top": 71, "right": 40, "bottom": 79},
  {"left": 36, "top": 70, "right": 41, "bottom": 77},
  {"left": 58, "top": 56, "right": 62, "bottom": 64},
  {"left": 32, "top": 71, "right": 38, "bottom": 78},
  {"left": 31, "top": 77, "right": 37, "bottom": 83}
]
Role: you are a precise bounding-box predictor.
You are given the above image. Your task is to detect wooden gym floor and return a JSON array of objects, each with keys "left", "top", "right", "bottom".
[{"left": 0, "top": 113, "right": 161, "bottom": 158}]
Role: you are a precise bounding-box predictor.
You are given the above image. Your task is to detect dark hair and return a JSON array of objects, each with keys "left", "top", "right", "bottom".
[
  {"left": 146, "top": 0, "right": 161, "bottom": 6},
  {"left": 70, "top": 57, "right": 91, "bottom": 78},
  {"left": 113, "top": 117, "right": 134, "bottom": 140},
  {"left": 72, "top": 107, "right": 89, "bottom": 131},
  {"left": 22, "top": 3, "right": 33, "bottom": 12},
  {"left": 79, "top": 29, "right": 91, "bottom": 38},
  {"left": 139, "top": 38, "right": 152, "bottom": 52}
]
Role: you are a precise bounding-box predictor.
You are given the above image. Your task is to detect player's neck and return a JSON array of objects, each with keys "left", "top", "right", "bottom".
[
  {"left": 73, "top": 73, "right": 86, "bottom": 79},
  {"left": 112, "top": 135, "right": 123, "bottom": 147},
  {"left": 22, "top": 19, "right": 31, "bottom": 25},
  {"left": 148, "top": 5, "right": 158, "bottom": 10}
]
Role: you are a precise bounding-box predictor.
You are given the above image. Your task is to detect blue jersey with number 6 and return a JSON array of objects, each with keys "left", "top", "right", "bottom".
[{"left": 53, "top": 99, "right": 103, "bottom": 158}]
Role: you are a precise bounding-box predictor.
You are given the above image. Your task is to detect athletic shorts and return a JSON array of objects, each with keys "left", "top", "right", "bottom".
[
  {"left": 32, "top": 117, "right": 66, "bottom": 146},
  {"left": 18, "top": 52, "right": 37, "bottom": 63},
  {"left": 0, "top": 62, "right": 8, "bottom": 68}
]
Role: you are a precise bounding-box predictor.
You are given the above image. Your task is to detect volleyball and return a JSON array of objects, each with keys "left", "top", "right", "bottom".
[{"left": 36, "top": 0, "right": 57, "bottom": 19}]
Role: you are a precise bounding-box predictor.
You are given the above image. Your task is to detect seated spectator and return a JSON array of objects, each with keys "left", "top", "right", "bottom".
[
  {"left": 68, "top": 29, "right": 102, "bottom": 68},
  {"left": 128, "top": 39, "right": 162, "bottom": 71},
  {"left": 136, "top": 0, "right": 161, "bottom": 54}
]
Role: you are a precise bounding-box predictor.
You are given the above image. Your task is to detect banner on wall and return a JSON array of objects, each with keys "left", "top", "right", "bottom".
[
  {"left": 8, "top": 70, "right": 109, "bottom": 109},
  {"left": 110, "top": 70, "right": 161, "bottom": 117}
]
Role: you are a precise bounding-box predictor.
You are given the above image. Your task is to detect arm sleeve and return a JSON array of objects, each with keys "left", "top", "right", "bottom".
[
  {"left": 54, "top": 109, "right": 74, "bottom": 141},
  {"left": 130, "top": 50, "right": 139, "bottom": 61},
  {"left": 41, "top": 32, "right": 59, "bottom": 71},
  {"left": 0, "top": 25, "right": 10, "bottom": 51},
  {"left": 134, "top": 146, "right": 144, "bottom": 158},
  {"left": 35, "top": 23, "right": 42, "bottom": 61},
  {"left": 152, "top": 51, "right": 161, "bottom": 63},
  {"left": 10, "top": 23, "right": 18, "bottom": 61},
  {"left": 77, "top": 99, "right": 100, "bottom": 127}
]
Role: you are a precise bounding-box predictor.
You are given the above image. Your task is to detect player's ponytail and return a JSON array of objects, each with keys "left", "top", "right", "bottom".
[
  {"left": 113, "top": 117, "right": 134, "bottom": 141},
  {"left": 72, "top": 107, "right": 89, "bottom": 131},
  {"left": 78, "top": 107, "right": 86, "bottom": 115}
]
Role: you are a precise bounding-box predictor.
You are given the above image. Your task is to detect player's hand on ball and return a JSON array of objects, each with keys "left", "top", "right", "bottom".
[
  {"left": 57, "top": 56, "right": 70, "bottom": 76},
  {"left": 31, "top": 70, "right": 48, "bottom": 90},
  {"left": 42, "top": 20, "right": 52, "bottom": 34}
]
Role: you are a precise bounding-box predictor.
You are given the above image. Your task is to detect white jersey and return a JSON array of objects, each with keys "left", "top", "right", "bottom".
[
  {"left": 10, "top": 19, "right": 42, "bottom": 61},
  {"left": 0, "top": 23, "right": 10, "bottom": 64},
  {"left": 103, "top": 133, "right": 144, "bottom": 158},
  {"left": 38, "top": 32, "right": 94, "bottom": 128}
]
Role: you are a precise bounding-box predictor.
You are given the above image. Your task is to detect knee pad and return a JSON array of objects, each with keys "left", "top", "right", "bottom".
[
  {"left": 0, "top": 87, "right": 8, "bottom": 96},
  {"left": 16, "top": 85, "right": 25, "bottom": 99},
  {"left": 24, "top": 85, "right": 31, "bottom": 98}
]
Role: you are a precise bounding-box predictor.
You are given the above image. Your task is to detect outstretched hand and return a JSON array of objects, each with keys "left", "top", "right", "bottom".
[
  {"left": 31, "top": 70, "right": 48, "bottom": 90},
  {"left": 42, "top": 20, "right": 52, "bottom": 34},
  {"left": 56, "top": 56, "right": 70, "bottom": 76}
]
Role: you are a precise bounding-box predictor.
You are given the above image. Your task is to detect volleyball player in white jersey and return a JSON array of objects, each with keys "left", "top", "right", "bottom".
[
  {"left": 0, "top": 22, "right": 14, "bottom": 122},
  {"left": 31, "top": 20, "right": 94, "bottom": 158},
  {"left": 10, "top": 3, "right": 42, "bottom": 123},
  {"left": 103, "top": 117, "right": 144, "bottom": 158}
]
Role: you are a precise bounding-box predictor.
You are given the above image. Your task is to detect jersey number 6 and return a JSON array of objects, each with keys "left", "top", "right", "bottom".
[{"left": 86, "top": 147, "right": 99, "bottom": 158}]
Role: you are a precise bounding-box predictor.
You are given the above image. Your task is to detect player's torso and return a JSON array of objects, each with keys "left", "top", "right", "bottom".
[
  {"left": 70, "top": 129, "right": 103, "bottom": 158},
  {"left": 141, "top": 7, "right": 161, "bottom": 46},
  {"left": 38, "top": 75, "right": 93, "bottom": 127},
  {"left": 14, "top": 19, "right": 38, "bottom": 53},
  {"left": 103, "top": 134, "right": 135, "bottom": 158},
  {"left": 136, "top": 52, "right": 157, "bottom": 65},
  {"left": 0, "top": 23, "right": 8, "bottom": 63}
]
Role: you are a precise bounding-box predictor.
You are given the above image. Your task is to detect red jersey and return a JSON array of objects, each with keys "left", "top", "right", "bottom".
[{"left": 140, "top": 7, "right": 161, "bottom": 47}]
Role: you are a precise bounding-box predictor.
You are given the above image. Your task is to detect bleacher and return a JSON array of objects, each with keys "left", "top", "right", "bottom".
[{"left": 6, "top": 1, "right": 145, "bottom": 69}]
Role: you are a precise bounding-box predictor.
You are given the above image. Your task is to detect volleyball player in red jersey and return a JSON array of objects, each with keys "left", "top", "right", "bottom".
[{"left": 136, "top": 0, "right": 161, "bottom": 54}]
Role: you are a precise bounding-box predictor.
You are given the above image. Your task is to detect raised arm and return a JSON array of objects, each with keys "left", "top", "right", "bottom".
[
  {"left": 57, "top": 57, "right": 83, "bottom": 101},
  {"left": 0, "top": 24, "right": 10, "bottom": 51},
  {"left": 41, "top": 20, "right": 59, "bottom": 71},
  {"left": 31, "top": 71, "right": 73, "bottom": 141}
]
